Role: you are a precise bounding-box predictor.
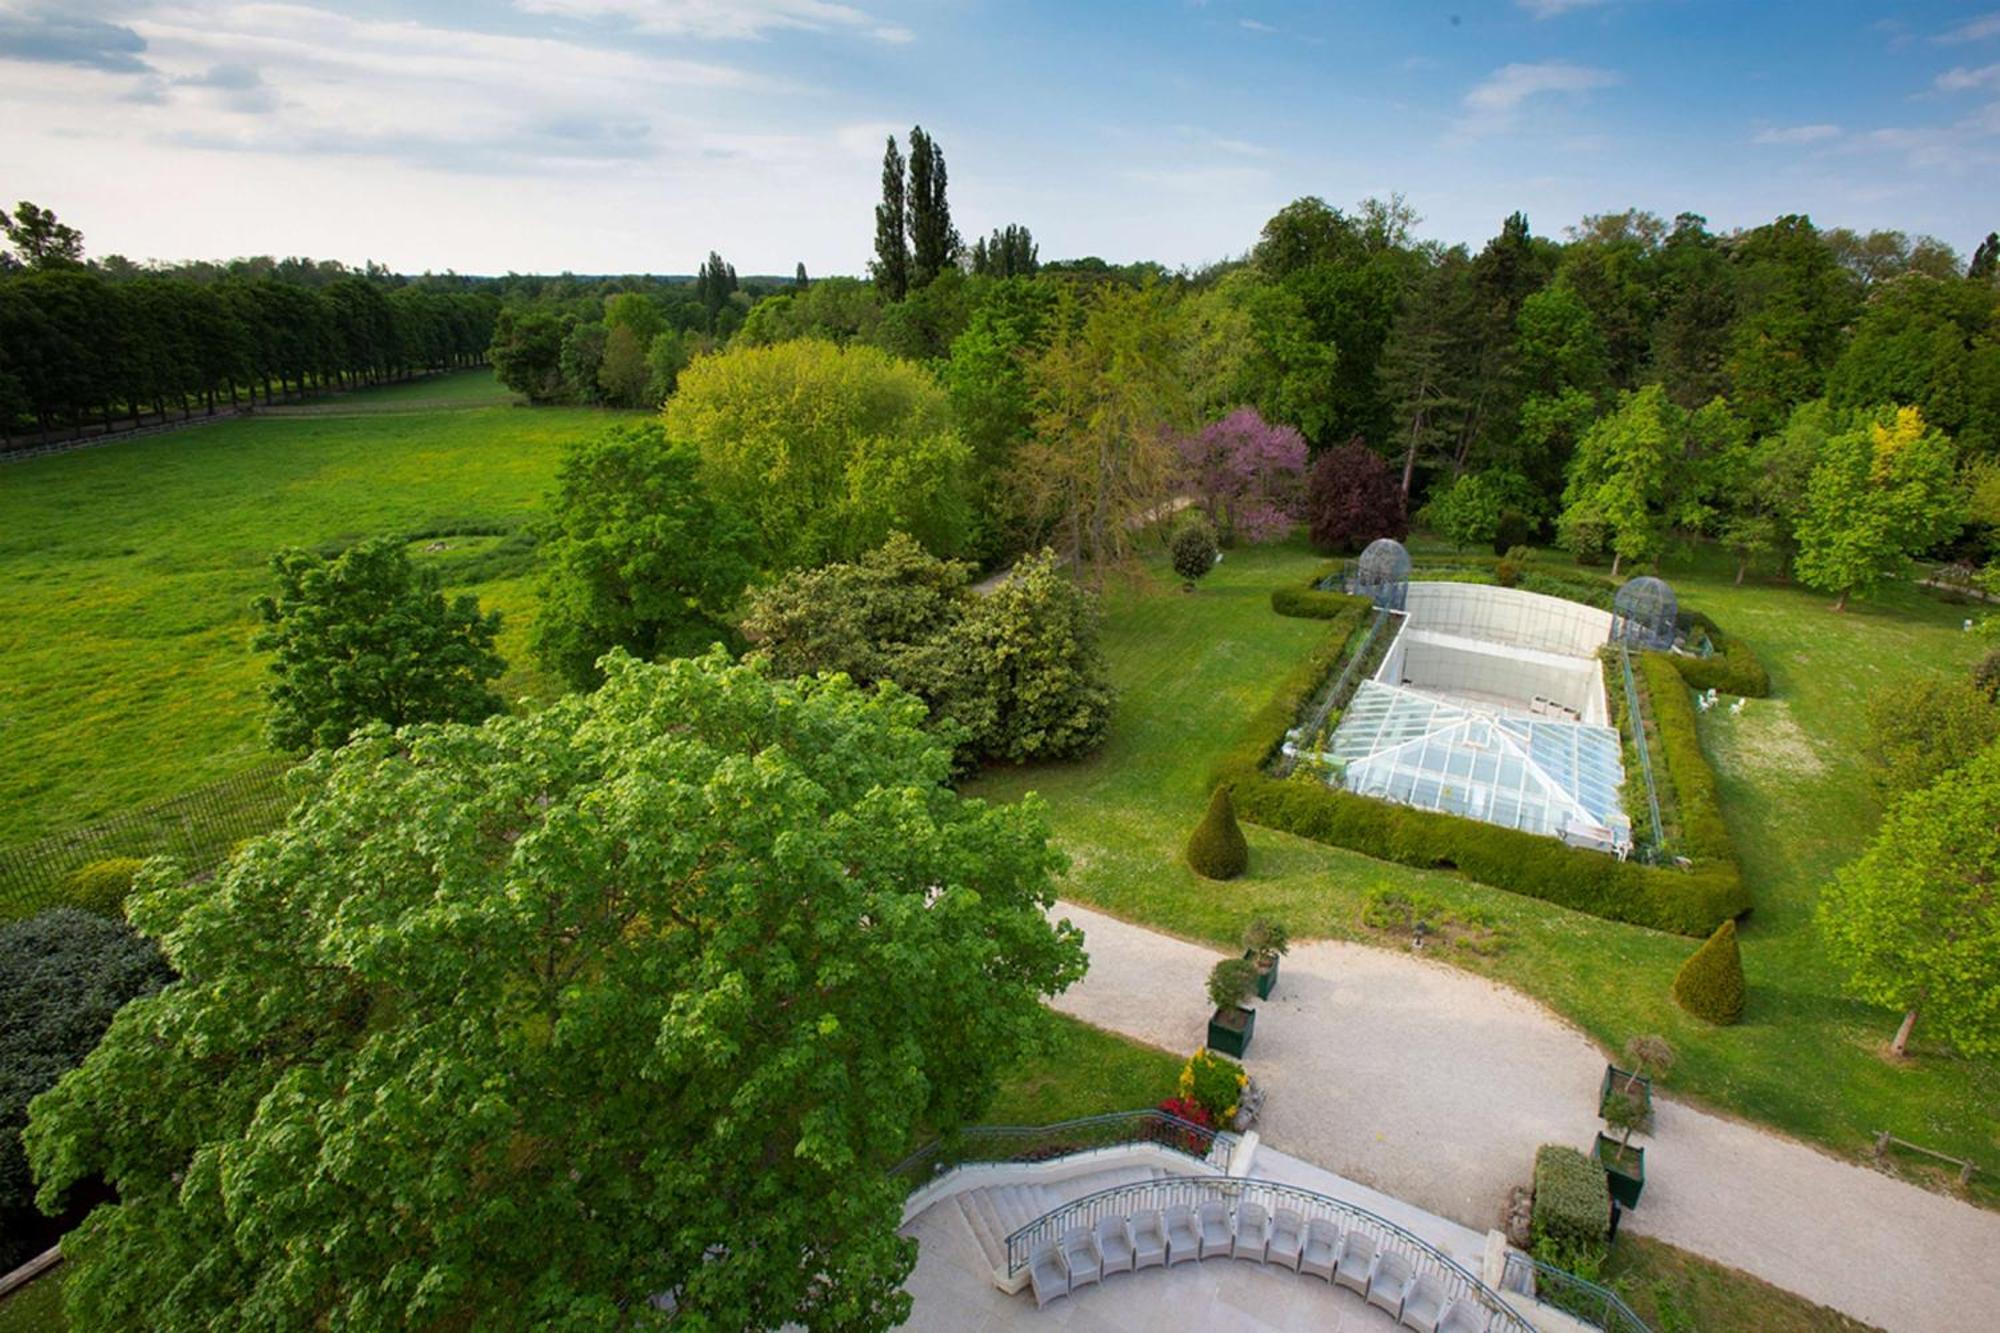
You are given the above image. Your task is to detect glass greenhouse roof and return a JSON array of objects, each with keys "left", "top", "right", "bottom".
[{"left": 1326, "top": 681, "right": 1632, "bottom": 853}]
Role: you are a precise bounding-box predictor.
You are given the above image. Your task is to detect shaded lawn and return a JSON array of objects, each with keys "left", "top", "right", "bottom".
[
  {"left": 0, "top": 376, "right": 607, "bottom": 842},
  {"left": 965, "top": 539, "right": 1999, "bottom": 1202}
]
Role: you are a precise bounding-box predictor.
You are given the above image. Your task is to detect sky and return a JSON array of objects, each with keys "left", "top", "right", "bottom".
[{"left": 2, "top": 1, "right": 1999, "bottom": 276}]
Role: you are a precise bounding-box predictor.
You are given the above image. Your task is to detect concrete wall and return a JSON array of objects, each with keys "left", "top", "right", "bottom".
[{"left": 1403, "top": 583, "right": 1613, "bottom": 660}]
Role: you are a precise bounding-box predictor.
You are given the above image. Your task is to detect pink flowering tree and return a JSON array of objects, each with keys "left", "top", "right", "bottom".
[{"left": 1173, "top": 408, "right": 1310, "bottom": 544}]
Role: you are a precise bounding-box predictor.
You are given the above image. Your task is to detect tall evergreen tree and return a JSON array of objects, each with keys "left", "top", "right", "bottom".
[
  {"left": 694, "top": 251, "right": 736, "bottom": 327},
  {"left": 871, "top": 135, "right": 910, "bottom": 300},
  {"left": 906, "top": 126, "right": 959, "bottom": 289},
  {"left": 971, "top": 225, "right": 1039, "bottom": 278},
  {"left": 794, "top": 261, "right": 810, "bottom": 290},
  {"left": 1971, "top": 231, "right": 2000, "bottom": 283}
]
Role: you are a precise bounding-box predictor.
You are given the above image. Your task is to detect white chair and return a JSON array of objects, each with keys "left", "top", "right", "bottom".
[
  {"left": 1094, "top": 1215, "right": 1136, "bottom": 1277},
  {"left": 1131, "top": 1210, "right": 1169, "bottom": 1271},
  {"left": 1162, "top": 1204, "right": 1201, "bottom": 1265},
  {"left": 1059, "top": 1226, "right": 1102, "bottom": 1291},
  {"left": 1266, "top": 1208, "right": 1306, "bottom": 1271},
  {"left": 1299, "top": 1218, "right": 1340, "bottom": 1280},
  {"left": 1368, "top": 1250, "right": 1416, "bottom": 1318},
  {"left": 1231, "top": 1201, "right": 1271, "bottom": 1263},
  {"left": 1399, "top": 1273, "right": 1449, "bottom": 1332},
  {"left": 1196, "top": 1200, "right": 1233, "bottom": 1259},
  {"left": 1027, "top": 1243, "right": 1068, "bottom": 1309},
  {"left": 1334, "top": 1231, "right": 1378, "bottom": 1294},
  {"left": 1437, "top": 1298, "right": 1492, "bottom": 1333}
]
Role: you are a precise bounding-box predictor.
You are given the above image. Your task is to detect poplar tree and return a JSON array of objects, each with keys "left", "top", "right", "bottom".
[
  {"left": 906, "top": 126, "right": 959, "bottom": 289},
  {"left": 871, "top": 135, "right": 909, "bottom": 300}
]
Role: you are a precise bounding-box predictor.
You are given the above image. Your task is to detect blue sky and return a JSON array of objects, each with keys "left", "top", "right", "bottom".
[{"left": 2, "top": 1, "right": 1998, "bottom": 274}]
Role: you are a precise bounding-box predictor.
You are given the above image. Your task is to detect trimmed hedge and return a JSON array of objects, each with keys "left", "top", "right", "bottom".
[
  {"left": 1186, "top": 786, "right": 1249, "bottom": 880},
  {"left": 1218, "top": 589, "right": 1749, "bottom": 936},
  {"left": 1671, "top": 610, "right": 1771, "bottom": 698},
  {"left": 1531, "top": 1144, "right": 1611, "bottom": 1255},
  {"left": 1672, "top": 919, "right": 1747, "bottom": 1024},
  {"left": 1269, "top": 564, "right": 1358, "bottom": 618}
]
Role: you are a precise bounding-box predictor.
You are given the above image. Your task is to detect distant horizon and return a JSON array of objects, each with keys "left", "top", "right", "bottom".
[{"left": 5, "top": 1, "right": 2000, "bottom": 274}]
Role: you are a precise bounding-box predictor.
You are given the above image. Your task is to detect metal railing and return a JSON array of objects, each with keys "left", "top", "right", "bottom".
[
  {"left": 1501, "top": 1250, "right": 1652, "bottom": 1333},
  {"left": 1616, "top": 643, "right": 1665, "bottom": 855},
  {"left": 1001, "top": 1176, "right": 1537, "bottom": 1333},
  {"left": 889, "top": 1109, "right": 1238, "bottom": 1191}
]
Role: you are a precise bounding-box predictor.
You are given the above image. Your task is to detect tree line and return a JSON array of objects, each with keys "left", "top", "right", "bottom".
[{"left": 0, "top": 204, "right": 498, "bottom": 442}]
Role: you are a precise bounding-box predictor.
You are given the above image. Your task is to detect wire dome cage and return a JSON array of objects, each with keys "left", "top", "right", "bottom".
[
  {"left": 1353, "top": 538, "right": 1412, "bottom": 611},
  {"left": 1611, "top": 575, "right": 1679, "bottom": 651}
]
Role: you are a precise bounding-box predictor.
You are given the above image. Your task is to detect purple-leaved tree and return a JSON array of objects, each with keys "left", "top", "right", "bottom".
[{"left": 1174, "top": 408, "right": 1310, "bottom": 544}]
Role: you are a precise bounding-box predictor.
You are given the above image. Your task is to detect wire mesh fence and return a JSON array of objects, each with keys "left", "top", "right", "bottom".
[{"left": 0, "top": 762, "right": 296, "bottom": 923}]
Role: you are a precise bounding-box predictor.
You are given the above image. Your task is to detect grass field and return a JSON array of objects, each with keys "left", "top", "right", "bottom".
[
  {"left": 964, "top": 539, "right": 2000, "bottom": 1202},
  {"left": 0, "top": 371, "right": 612, "bottom": 843}
]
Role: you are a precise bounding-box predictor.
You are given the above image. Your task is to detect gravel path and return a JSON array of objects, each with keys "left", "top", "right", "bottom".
[{"left": 1050, "top": 900, "right": 2000, "bottom": 1333}]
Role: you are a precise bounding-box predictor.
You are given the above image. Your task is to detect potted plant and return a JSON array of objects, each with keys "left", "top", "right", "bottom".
[
  {"left": 1600, "top": 1034, "right": 1676, "bottom": 1121},
  {"left": 1595, "top": 1084, "right": 1649, "bottom": 1208},
  {"left": 1205, "top": 958, "right": 1259, "bottom": 1058},
  {"left": 1241, "top": 917, "right": 1291, "bottom": 1000}
]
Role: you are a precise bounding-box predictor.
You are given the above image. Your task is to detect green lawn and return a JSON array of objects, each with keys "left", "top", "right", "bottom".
[
  {"left": 985, "top": 1010, "right": 1185, "bottom": 1126},
  {"left": 0, "top": 372, "right": 609, "bottom": 843},
  {"left": 1603, "top": 1234, "right": 1878, "bottom": 1333},
  {"left": 965, "top": 540, "right": 2000, "bottom": 1201},
  {"left": 0, "top": 1268, "right": 63, "bottom": 1333}
]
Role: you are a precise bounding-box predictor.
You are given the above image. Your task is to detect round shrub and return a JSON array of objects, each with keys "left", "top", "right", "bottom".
[
  {"left": 1494, "top": 559, "right": 1522, "bottom": 588},
  {"left": 1171, "top": 514, "right": 1220, "bottom": 588},
  {"left": 1178, "top": 1048, "right": 1248, "bottom": 1124},
  {"left": 0, "top": 908, "right": 172, "bottom": 1268},
  {"left": 1672, "top": 919, "right": 1746, "bottom": 1024},
  {"left": 57, "top": 857, "right": 147, "bottom": 920},
  {"left": 1492, "top": 509, "right": 1535, "bottom": 555},
  {"left": 1186, "top": 785, "right": 1249, "bottom": 880}
]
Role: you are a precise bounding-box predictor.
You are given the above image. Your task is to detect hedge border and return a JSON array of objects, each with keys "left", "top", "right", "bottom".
[{"left": 1220, "top": 577, "right": 1749, "bottom": 936}]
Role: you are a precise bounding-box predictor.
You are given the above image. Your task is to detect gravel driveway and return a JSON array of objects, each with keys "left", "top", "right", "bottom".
[{"left": 1049, "top": 899, "right": 2000, "bottom": 1333}]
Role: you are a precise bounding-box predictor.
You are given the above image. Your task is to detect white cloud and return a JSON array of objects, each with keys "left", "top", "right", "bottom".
[
  {"left": 1938, "top": 11, "right": 2000, "bottom": 44},
  {"left": 1753, "top": 123, "right": 1842, "bottom": 145},
  {"left": 511, "top": 0, "right": 910, "bottom": 42},
  {"left": 1460, "top": 61, "right": 1617, "bottom": 126},
  {"left": 1516, "top": 0, "right": 1607, "bottom": 18},
  {"left": 1937, "top": 63, "right": 2000, "bottom": 92},
  {"left": 1239, "top": 19, "right": 1276, "bottom": 34}
]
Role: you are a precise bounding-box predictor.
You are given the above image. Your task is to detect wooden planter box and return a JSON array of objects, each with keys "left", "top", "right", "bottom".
[
  {"left": 1207, "top": 1005, "right": 1256, "bottom": 1058},
  {"left": 1244, "top": 950, "right": 1280, "bottom": 1000},
  {"left": 1595, "top": 1132, "right": 1645, "bottom": 1209},
  {"left": 1600, "top": 1065, "right": 1652, "bottom": 1119}
]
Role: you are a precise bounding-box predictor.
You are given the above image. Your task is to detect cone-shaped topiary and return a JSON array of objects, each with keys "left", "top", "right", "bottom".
[
  {"left": 1186, "top": 785, "right": 1249, "bottom": 880},
  {"left": 1672, "top": 918, "right": 1746, "bottom": 1024}
]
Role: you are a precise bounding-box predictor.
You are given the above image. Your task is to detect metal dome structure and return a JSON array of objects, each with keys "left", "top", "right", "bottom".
[
  {"left": 1611, "top": 575, "right": 1678, "bottom": 651},
  {"left": 1353, "top": 538, "right": 1412, "bottom": 611}
]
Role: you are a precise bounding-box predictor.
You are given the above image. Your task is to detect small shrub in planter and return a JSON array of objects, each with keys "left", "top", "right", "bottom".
[
  {"left": 1185, "top": 785, "right": 1249, "bottom": 880},
  {"left": 1595, "top": 1091, "right": 1649, "bottom": 1209},
  {"left": 1205, "top": 958, "right": 1258, "bottom": 1057},
  {"left": 1241, "top": 916, "right": 1290, "bottom": 999},
  {"left": 1530, "top": 1144, "right": 1610, "bottom": 1266},
  {"left": 1601, "top": 1034, "right": 1676, "bottom": 1118},
  {"left": 57, "top": 857, "right": 148, "bottom": 920},
  {"left": 1672, "top": 919, "right": 1746, "bottom": 1024}
]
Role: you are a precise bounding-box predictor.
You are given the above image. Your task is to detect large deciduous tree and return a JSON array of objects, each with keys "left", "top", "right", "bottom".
[
  {"left": 26, "top": 651, "right": 1087, "bottom": 1331},
  {"left": 531, "top": 422, "right": 755, "bottom": 690},
  {"left": 1305, "top": 439, "right": 1407, "bottom": 553},
  {"left": 1793, "top": 405, "right": 1963, "bottom": 610},
  {"left": 665, "top": 338, "right": 970, "bottom": 570},
  {"left": 1009, "top": 284, "right": 1189, "bottom": 576},
  {"left": 1173, "top": 407, "right": 1310, "bottom": 544},
  {"left": 1557, "top": 385, "right": 1679, "bottom": 575},
  {"left": 252, "top": 537, "right": 505, "bottom": 752},
  {"left": 1819, "top": 739, "right": 2000, "bottom": 1058},
  {"left": 0, "top": 200, "right": 85, "bottom": 270}
]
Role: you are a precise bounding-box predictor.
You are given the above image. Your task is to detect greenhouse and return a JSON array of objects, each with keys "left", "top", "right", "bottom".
[
  {"left": 1306, "top": 580, "right": 1635, "bottom": 856},
  {"left": 1328, "top": 682, "right": 1633, "bottom": 854},
  {"left": 1352, "top": 537, "right": 1412, "bottom": 611},
  {"left": 1611, "top": 575, "right": 1679, "bottom": 651}
]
